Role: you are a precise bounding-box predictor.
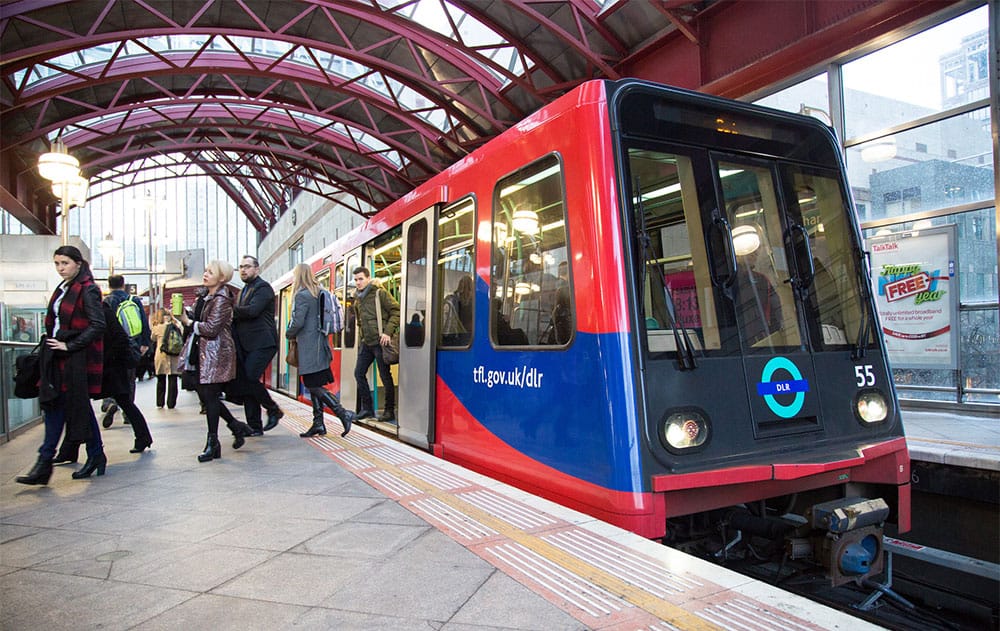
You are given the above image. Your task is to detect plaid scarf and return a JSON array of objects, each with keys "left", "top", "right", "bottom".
[{"left": 45, "top": 270, "right": 104, "bottom": 396}]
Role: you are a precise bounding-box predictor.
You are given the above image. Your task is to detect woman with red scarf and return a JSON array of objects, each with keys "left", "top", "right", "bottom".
[{"left": 17, "top": 245, "right": 108, "bottom": 485}]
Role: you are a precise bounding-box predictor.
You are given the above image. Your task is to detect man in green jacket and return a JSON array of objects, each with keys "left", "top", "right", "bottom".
[{"left": 352, "top": 267, "right": 400, "bottom": 423}]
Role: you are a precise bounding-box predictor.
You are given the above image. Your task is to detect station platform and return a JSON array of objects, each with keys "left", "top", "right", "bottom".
[
  {"left": 902, "top": 407, "right": 1000, "bottom": 472},
  {"left": 1, "top": 381, "right": 885, "bottom": 630}
]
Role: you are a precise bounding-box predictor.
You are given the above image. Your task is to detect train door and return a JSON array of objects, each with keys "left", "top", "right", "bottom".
[
  {"left": 366, "top": 229, "right": 403, "bottom": 430},
  {"left": 339, "top": 248, "right": 363, "bottom": 412},
  {"left": 397, "top": 208, "right": 438, "bottom": 448},
  {"left": 712, "top": 156, "right": 823, "bottom": 436}
]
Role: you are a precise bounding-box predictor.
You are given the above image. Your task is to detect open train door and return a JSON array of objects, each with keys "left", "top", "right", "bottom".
[
  {"left": 397, "top": 207, "right": 438, "bottom": 449},
  {"left": 338, "top": 247, "right": 364, "bottom": 415}
]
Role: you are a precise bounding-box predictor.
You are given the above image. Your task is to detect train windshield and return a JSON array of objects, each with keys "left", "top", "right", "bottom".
[{"left": 628, "top": 148, "right": 867, "bottom": 359}]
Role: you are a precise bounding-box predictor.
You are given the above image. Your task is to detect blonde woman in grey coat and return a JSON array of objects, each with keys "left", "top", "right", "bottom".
[{"left": 287, "top": 264, "right": 355, "bottom": 437}]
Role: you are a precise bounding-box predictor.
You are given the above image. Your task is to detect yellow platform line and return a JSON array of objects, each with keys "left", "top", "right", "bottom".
[{"left": 313, "top": 426, "right": 721, "bottom": 630}]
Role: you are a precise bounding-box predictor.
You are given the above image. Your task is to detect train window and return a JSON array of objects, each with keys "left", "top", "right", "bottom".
[
  {"left": 490, "top": 154, "right": 571, "bottom": 347},
  {"left": 404, "top": 218, "right": 427, "bottom": 348},
  {"left": 628, "top": 149, "right": 720, "bottom": 353},
  {"left": 333, "top": 263, "right": 345, "bottom": 348},
  {"left": 437, "top": 198, "right": 475, "bottom": 348},
  {"left": 784, "top": 168, "right": 865, "bottom": 349},
  {"left": 343, "top": 252, "right": 360, "bottom": 349},
  {"left": 719, "top": 161, "right": 802, "bottom": 351},
  {"left": 371, "top": 228, "right": 402, "bottom": 300}
]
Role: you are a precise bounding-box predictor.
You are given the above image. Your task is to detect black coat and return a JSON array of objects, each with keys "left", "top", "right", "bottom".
[
  {"left": 100, "top": 302, "right": 137, "bottom": 398},
  {"left": 232, "top": 275, "right": 277, "bottom": 350}
]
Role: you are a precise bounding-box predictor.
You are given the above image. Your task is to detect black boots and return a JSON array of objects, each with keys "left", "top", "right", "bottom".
[
  {"left": 197, "top": 433, "right": 221, "bottom": 462},
  {"left": 226, "top": 419, "right": 253, "bottom": 449},
  {"left": 72, "top": 452, "right": 108, "bottom": 479},
  {"left": 321, "top": 391, "right": 355, "bottom": 437},
  {"left": 16, "top": 458, "right": 53, "bottom": 485},
  {"left": 301, "top": 396, "right": 327, "bottom": 437}
]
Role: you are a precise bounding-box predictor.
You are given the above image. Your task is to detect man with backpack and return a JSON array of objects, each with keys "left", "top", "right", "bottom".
[{"left": 100, "top": 275, "right": 151, "bottom": 428}]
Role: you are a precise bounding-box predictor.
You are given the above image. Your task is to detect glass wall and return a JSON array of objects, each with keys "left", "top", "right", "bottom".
[
  {"left": 72, "top": 163, "right": 259, "bottom": 294},
  {"left": 755, "top": 4, "right": 997, "bottom": 406}
]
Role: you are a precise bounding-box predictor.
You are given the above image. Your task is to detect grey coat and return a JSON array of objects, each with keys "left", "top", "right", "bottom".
[{"left": 286, "top": 288, "right": 332, "bottom": 376}]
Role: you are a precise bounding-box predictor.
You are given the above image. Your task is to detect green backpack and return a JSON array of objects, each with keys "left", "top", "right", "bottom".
[{"left": 116, "top": 298, "right": 143, "bottom": 339}]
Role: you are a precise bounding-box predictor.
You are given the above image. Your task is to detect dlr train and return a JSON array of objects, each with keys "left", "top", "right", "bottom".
[{"left": 268, "top": 79, "right": 910, "bottom": 586}]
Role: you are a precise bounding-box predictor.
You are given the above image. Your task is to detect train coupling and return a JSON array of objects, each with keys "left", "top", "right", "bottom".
[{"left": 808, "top": 497, "right": 890, "bottom": 586}]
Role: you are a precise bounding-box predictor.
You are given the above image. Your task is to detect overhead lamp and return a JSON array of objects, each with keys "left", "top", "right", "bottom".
[
  {"left": 732, "top": 225, "right": 762, "bottom": 257},
  {"left": 37, "top": 137, "right": 80, "bottom": 182},
  {"left": 97, "top": 233, "right": 123, "bottom": 275},
  {"left": 861, "top": 140, "right": 897, "bottom": 163},
  {"left": 512, "top": 207, "right": 539, "bottom": 234},
  {"left": 514, "top": 281, "right": 532, "bottom": 295},
  {"left": 51, "top": 174, "right": 89, "bottom": 208}
]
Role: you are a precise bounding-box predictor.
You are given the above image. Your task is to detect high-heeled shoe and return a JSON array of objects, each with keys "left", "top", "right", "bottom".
[
  {"left": 129, "top": 438, "right": 153, "bottom": 453},
  {"left": 72, "top": 452, "right": 108, "bottom": 479},
  {"left": 197, "top": 433, "right": 221, "bottom": 462},
  {"left": 16, "top": 458, "right": 53, "bottom": 485}
]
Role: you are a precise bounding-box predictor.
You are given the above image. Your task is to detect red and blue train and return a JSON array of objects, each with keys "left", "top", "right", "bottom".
[{"left": 269, "top": 79, "right": 910, "bottom": 585}]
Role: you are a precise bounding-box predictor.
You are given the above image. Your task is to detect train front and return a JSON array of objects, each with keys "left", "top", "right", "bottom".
[{"left": 610, "top": 80, "right": 910, "bottom": 586}]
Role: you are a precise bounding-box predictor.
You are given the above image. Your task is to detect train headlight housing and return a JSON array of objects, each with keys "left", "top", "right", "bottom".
[
  {"left": 855, "top": 390, "right": 889, "bottom": 424},
  {"left": 661, "top": 410, "right": 709, "bottom": 451}
]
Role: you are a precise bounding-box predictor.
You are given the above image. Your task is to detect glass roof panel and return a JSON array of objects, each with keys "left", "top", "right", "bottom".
[{"left": 21, "top": 34, "right": 453, "bottom": 132}]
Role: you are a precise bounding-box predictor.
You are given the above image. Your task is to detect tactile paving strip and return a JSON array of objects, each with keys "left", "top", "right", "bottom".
[{"left": 280, "top": 404, "right": 838, "bottom": 630}]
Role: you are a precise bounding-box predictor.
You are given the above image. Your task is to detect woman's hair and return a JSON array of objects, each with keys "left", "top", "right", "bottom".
[
  {"left": 291, "top": 263, "right": 320, "bottom": 297},
  {"left": 205, "top": 260, "right": 234, "bottom": 284},
  {"left": 53, "top": 244, "right": 93, "bottom": 280},
  {"left": 151, "top": 308, "right": 170, "bottom": 326},
  {"left": 456, "top": 274, "right": 474, "bottom": 302}
]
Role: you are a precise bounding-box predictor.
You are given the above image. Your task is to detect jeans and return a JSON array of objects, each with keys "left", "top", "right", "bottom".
[
  {"left": 354, "top": 342, "right": 395, "bottom": 414},
  {"left": 40, "top": 395, "right": 102, "bottom": 461}
]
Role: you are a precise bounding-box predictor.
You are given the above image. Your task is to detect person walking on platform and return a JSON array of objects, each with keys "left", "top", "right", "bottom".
[
  {"left": 16, "top": 246, "right": 107, "bottom": 485},
  {"left": 100, "top": 274, "right": 151, "bottom": 428},
  {"left": 98, "top": 300, "right": 154, "bottom": 453},
  {"left": 150, "top": 308, "right": 183, "bottom": 409},
  {"left": 178, "top": 260, "right": 249, "bottom": 462},
  {"left": 286, "top": 264, "right": 355, "bottom": 438},
  {"left": 351, "top": 266, "right": 399, "bottom": 424},
  {"left": 232, "top": 255, "right": 283, "bottom": 434}
]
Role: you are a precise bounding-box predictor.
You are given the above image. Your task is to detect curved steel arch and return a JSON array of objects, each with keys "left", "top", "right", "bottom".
[
  {"left": 7, "top": 50, "right": 467, "bottom": 149},
  {"left": 9, "top": 97, "right": 445, "bottom": 176},
  {"left": 0, "top": 6, "right": 526, "bottom": 133},
  {"left": 71, "top": 121, "right": 413, "bottom": 204},
  {"left": 84, "top": 139, "right": 404, "bottom": 211},
  {"left": 91, "top": 159, "right": 370, "bottom": 218}
]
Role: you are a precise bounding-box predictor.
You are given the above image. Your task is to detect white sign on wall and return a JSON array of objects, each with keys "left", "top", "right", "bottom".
[{"left": 869, "top": 225, "right": 958, "bottom": 369}]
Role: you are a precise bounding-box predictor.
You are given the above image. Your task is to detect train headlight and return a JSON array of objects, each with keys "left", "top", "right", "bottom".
[
  {"left": 661, "top": 410, "right": 709, "bottom": 450},
  {"left": 855, "top": 390, "right": 889, "bottom": 423}
]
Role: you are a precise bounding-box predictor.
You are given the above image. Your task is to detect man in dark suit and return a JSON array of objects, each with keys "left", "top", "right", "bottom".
[{"left": 232, "top": 255, "right": 283, "bottom": 434}]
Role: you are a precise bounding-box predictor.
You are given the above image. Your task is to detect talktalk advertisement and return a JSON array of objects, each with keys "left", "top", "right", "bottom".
[{"left": 869, "top": 225, "right": 958, "bottom": 369}]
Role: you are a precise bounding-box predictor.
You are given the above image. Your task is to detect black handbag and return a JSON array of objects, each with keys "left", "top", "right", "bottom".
[{"left": 13, "top": 341, "right": 42, "bottom": 399}]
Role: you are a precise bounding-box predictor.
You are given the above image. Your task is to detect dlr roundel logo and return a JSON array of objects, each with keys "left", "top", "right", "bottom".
[{"left": 756, "top": 357, "right": 810, "bottom": 418}]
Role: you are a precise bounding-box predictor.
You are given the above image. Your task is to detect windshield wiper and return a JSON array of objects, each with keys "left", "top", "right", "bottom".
[
  {"left": 852, "top": 249, "right": 873, "bottom": 360},
  {"left": 635, "top": 177, "right": 697, "bottom": 370}
]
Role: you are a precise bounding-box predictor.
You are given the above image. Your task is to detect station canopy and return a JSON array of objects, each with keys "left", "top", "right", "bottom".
[{"left": 1, "top": 0, "right": 956, "bottom": 235}]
